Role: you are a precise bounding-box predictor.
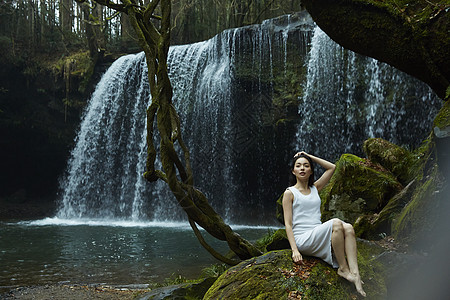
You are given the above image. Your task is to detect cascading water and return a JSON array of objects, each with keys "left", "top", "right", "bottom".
[
  {"left": 57, "top": 54, "right": 152, "bottom": 221},
  {"left": 56, "top": 12, "right": 441, "bottom": 225},
  {"left": 295, "top": 26, "right": 441, "bottom": 161},
  {"left": 56, "top": 12, "right": 315, "bottom": 224}
]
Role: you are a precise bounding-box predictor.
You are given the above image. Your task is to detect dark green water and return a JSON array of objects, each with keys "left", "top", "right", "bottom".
[{"left": 0, "top": 218, "right": 276, "bottom": 292}]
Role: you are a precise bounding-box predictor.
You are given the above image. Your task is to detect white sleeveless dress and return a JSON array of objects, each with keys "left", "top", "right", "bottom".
[{"left": 287, "top": 186, "right": 338, "bottom": 268}]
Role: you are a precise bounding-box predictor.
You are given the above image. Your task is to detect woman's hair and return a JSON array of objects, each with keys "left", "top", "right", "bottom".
[{"left": 289, "top": 153, "right": 315, "bottom": 187}]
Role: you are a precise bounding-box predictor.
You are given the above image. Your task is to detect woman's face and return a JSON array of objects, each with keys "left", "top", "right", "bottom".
[{"left": 292, "top": 157, "right": 312, "bottom": 181}]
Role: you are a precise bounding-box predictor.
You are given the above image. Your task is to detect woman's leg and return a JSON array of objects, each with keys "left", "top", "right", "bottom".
[
  {"left": 331, "top": 219, "right": 351, "bottom": 276},
  {"left": 342, "top": 222, "right": 366, "bottom": 297},
  {"left": 331, "top": 219, "right": 366, "bottom": 297}
]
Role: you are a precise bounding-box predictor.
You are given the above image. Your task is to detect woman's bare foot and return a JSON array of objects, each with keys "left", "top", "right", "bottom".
[
  {"left": 337, "top": 268, "right": 366, "bottom": 297},
  {"left": 353, "top": 274, "right": 366, "bottom": 297},
  {"left": 337, "top": 267, "right": 353, "bottom": 281}
]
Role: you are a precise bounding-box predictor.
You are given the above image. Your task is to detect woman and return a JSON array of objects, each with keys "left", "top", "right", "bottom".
[{"left": 282, "top": 152, "right": 366, "bottom": 297}]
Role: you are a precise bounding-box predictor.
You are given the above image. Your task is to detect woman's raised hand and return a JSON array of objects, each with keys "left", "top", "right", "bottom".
[
  {"left": 294, "top": 151, "right": 309, "bottom": 158},
  {"left": 294, "top": 151, "right": 311, "bottom": 157}
]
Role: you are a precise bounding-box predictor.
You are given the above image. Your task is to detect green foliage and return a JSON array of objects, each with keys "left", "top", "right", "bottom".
[
  {"left": 359, "top": 0, "right": 450, "bottom": 24},
  {"left": 253, "top": 228, "right": 276, "bottom": 251},
  {"left": 200, "top": 263, "right": 229, "bottom": 278},
  {"left": 433, "top": 98, "right": 450, "bottom": 129},
  {"left": 171, "top": 0, "right": 304, "bottom": 44},
  {"left": 164, "top": 273, "right": 192, "bottom": 285}
]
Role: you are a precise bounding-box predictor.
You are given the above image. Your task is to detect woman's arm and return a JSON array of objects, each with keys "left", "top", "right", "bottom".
[
  {"left": 282, "top": 189, "right": 303, "bottom": 263},
  {"left": 296, "top": 152, "right": 336, "bottom": 192}
]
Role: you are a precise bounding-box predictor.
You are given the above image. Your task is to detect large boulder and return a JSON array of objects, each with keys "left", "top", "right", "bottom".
[
  {"left": 363, "top": 138, "right": 415, "bottom": 185},
  {"left": 204, "top": 246, "right": 387, "bottom": 299},
  {"left": 354, "top": 180, "right": 417, "bottom": 239},
  {"left": 320, "top": 154, "right": 403, "bottom": 224}
]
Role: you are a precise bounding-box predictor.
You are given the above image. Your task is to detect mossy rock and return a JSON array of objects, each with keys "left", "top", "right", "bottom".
[
  {"left": 363, "top": 138, "right": 415, "bottom": 185},
  {"left": 321, "top": 154, "right": 403, "bottom": 224},
  {"left": 266, "top": 229, "right": 290, "bottom": 251},
  {"left": 354, "top": 180, "right": 417, "bottom": 239},
  {"left": 204, "top": 247, "right": 387, "bottom": 299}
]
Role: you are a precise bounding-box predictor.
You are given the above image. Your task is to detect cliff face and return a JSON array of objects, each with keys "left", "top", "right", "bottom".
[
  {"left": 0, "top": 51, "right": 112, "bottom": 217},
  {"left": 302, "top": 0, "right": 450, "bottom": 99}
]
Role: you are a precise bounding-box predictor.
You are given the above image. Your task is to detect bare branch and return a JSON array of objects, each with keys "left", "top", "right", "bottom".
[{"left": 189, "top": 218, "right": 240, "bottom": 266}]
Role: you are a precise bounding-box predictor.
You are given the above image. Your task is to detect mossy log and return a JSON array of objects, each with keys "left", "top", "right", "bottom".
[{"left": 302, "top": 0, "right": 450, "bottom": 99}]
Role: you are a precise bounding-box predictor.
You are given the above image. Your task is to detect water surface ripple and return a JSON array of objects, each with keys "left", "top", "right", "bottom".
[{"left": 0, "top": 220, "right": 276, "bottom": 291}]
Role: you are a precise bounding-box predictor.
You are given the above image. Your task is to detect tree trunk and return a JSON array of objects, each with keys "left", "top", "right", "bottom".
[{"left": 91, "top": 0, "right": 263, "bottom": 264}]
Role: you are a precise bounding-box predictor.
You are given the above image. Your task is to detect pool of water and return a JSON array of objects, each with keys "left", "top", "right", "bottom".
[{"left": 0, "top": 218, "right": 277, "bottom": 292}]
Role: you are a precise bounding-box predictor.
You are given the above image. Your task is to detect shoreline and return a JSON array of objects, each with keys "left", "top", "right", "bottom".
[{"left": 2, "top": 283, "right": 151, "bottom": 299}]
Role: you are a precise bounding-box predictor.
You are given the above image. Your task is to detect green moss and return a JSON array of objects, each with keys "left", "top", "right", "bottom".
[
  {"left": 48, "top": 50, "right": 95, "bottom": 97},
  {"left": 433, "top": 99, "right": 450, "bottom": 130},
  {"left": 392, "top": 165, "right": 440, "bottom": 245},
  {"left": 253, "top": 228, "right": 277, "bottom": 252},
  {"left": 359, "top": 0, "right": 450, "bottom": 25},
  {"left": 204, "top": 251, "right": 291, "bottom": 299},
  {"left": 354, "top": 179, "right": 418, "bottom": 239},
  {"left": 363, "top": 138, "right": 415, "bottom": 184},
  {"left": 321, "top": 154, "right": 402, "bottom": 223},
  {"left": 264, "top": 229, "right": 290, "bottom": 251},
  {"left": 275, "top": 192, "right": 284, "bottom": 225},
  {"left": 204, "top": 247, "right": 387, "bottom": 299}
]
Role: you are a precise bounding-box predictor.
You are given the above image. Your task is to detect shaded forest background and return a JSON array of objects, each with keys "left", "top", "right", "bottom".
[
  {"left": 0, "top": 0, "right": 302, "bottom": 218},
  {"left": 1, "top": 0, "right": 302, "bottom": 56}
]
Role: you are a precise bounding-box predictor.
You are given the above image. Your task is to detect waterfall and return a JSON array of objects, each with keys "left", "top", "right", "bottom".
[
  {"left": 295, "top": 27, "right": 441, "bottom": 161},
  {"left": 56, "top": 13, "right": 441, "bottom": 225},
  {"left": 57, "top": 54, "right": 152, "bottom": 220}
]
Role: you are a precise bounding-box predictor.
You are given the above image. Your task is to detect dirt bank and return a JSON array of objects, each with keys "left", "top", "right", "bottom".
[{"left": 1, "top": 284, "right": 149, "bottom": 299}]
